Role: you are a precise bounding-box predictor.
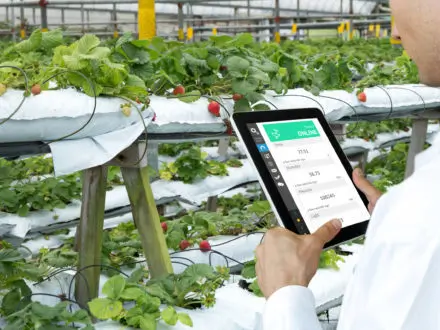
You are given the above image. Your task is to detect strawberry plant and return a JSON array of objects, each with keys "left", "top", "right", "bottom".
[
  {"left": 88, "top": 274, "right": 192, "bottom": 329},
  {"left": 346, "top": 118, "right": 413, "bottom": 141},
  {"left": 5, "top": 301, "right": 94, "bottom": 330},
  {"left": 158, "top": 142, "right": 195, "bottom": 157},
  {"left": 159, "top": 146, "right": 231, "bottom": 183},
  {"left": 144, "top": 264, "right": 230, "bottom": 309}
]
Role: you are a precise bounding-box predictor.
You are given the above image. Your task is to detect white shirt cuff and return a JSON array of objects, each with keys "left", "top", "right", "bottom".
[{"left": 263, "top": 286, "right": 322, "bottom": 330}]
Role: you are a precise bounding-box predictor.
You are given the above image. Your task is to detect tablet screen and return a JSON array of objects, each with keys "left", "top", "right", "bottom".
[{"left": 247, "top": 118, "right": 370, "bottom": 234}]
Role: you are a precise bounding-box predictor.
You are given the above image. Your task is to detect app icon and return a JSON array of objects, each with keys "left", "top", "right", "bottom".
[
  {"left": 250, "top": 128, "right": 260, "bottom": 135},
  {"left": 267, "top": 161, "right": 274, "bottom": 167},
  {"left": 274, "top": 175, "right": 281, "bottom": 180},
  {"left": 257, "top": 144, "right": 269, "bottom": 153},
  {"left": 271, "top": 169, "right": 278, "bottom": 173},
  {"left": 264, "top": 154, "right": 271, "bottom": 159},
  {"left": 271, "top": 129, "right": 281, "bottom": 140},
  {"left": 277, "top": 182, "right": 285, "bottom": 187}
]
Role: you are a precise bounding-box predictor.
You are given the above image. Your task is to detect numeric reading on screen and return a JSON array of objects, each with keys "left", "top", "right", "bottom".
[{"left": 256, "top": 119, "right": 370, "bottom": 233}]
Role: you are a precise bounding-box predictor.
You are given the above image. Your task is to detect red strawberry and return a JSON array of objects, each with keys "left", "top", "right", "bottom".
[
  {"left": 357, "top": 92, "right": 367, "bottom": 103},
  {"left": 208, "top": 101, "right": 221, "bottom": 117},
  {"left": 31, "top": 84, "right": 41, "bottom": 95},
  {"left": 232, "top": 93, "right": 243, "bottom": 102},
  {"left": 152, "top": 112, "right": 157, "bottom": 122},
  {"left": 179, "top": 240, "right": 190, "bottom": 251},
  {"left": 135, "top": 97, "right": 141, "bottom": 104},
  {"left": 161, "top": 222, "right": 168, "bottom": 233},
  {"left": 173, "top": 85, "right": 185, "bottom": 95},
  {"left": 220, "top": 65, "right": 228, "bottom": 71},
  {"left": 199, "top": 240, "right": 211, "bottom": 252}
]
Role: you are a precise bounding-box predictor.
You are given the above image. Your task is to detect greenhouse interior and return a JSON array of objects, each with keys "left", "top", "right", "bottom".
[{"left": 0, "top": 0, "right": 436, "bottom": 329}]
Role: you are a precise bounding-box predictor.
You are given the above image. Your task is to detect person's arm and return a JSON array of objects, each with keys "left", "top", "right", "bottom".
[{"left": 263, "top": 286, "right": 321, "bottom": 330}]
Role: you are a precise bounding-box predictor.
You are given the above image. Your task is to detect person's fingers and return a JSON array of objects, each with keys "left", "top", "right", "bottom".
[
  {"left": 353, "top": 168, "right": 381, "bottom": 200},
  {"left": 312, "top": 219, "right": 342, "bottom": 246}
]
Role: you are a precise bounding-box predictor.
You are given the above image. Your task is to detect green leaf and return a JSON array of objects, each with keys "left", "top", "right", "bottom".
[
  {"left": 0, "top": 249, "right": 23, "bottom": 262},
  {"left": 13, "top": 29, "right": 42, "bottom": 53},
  {"left": 232, "top": 79, "right": 257, "bottom": 94},
  {"left": 40, "top": 29, "right": 64, "bottom": 50},
  {"left": 120, "top": 287, "right": 145, "bottom": 300},
  {"left": 178, "top": 313, "right": 193, "bottom": 327},
  {"left": 2, "top": 288, "right": 22, "bottom": 315},
  {"left": 170, "top": 90, "right": 201, "bottom": 103},
  {"left": 161, "top": 306, "right": 178, "bottom": 326},
  {"left": 230, "top": 33, "right": 254, "bottom": 46},
  {"left": 88, "top": 298, "right": 123, "bottom": 320},
  {"left": 139, "top": 314, "right": 157, "bottom": 330},
  {"left": 241, "top": 261, "right": 256, "bottom": 279},
  {"left": 253, "top": 103, "right": 271, "bottom": 111},
  {"left": 76, "top": 34, "right": 101, "bottom": 54},
  {"left": 102, "top": 275, "right": 126, "bottom": 299},
  {"left": 226, "top": 56, "right": 250, "bottom": 72},
  {"left": 233, "top": 98, "right": 251, "bottom": 113},
  {"left": 128, "top": 267, "right": 145, "bottom": 283}
]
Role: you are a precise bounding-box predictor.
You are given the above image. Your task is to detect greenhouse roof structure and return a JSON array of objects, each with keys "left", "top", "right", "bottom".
[{"left": 0, "top": 0, "right": 389, "bottom": 17}]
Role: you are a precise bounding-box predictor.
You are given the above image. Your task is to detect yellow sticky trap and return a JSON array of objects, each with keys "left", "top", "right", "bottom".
[
  {"left": 178, "top": 28, "right": 184, "bottom": 40},
  {"left": 383, "top": 29, "right": 388, "bottom": 37},
  {"left": 20, "top": 29, "right": 26, "bottom": 39},
  {"left": 41, "top": 28, "right": 48, "bottom": 32},
  {"left": 113, "top": 30, "right": 119, "bottom": 39},
  {"left": 138, "top": 0, "right": 156, "bottom": 40},
  {"left": 212, "top": 28, "right": 217, "bottom": 36},
  {"left": 187, "top": 27, "right": 193, "bottom": 40},
  {"left": 275, "top": 31, "right": 281, "bottom": 43},
  {"left": 369, "top": 24, "right": 374, "bottom": 32},
  {"left": 291, "top": 24, "right": 297, "bottom": 34},
  {"left": 375, "top": 24, "right": 381, "bottom": 38},
  {"left": 345, "top": 22, "right": 350, "bottom": 31},
  {"left": 337, "top": 24, "right": 344, "bottom": 34}
]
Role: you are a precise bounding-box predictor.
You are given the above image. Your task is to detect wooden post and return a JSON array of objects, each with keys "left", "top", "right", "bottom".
[
  {"left": 75, "top": 166, "right": 108, "bottom": 308},
  {"left": 405, "top": 119, "right": 429, "bottom": 178},
  {"left": 206, "top": 196, "right": 218, "bottom": 212},
  {"left": 121, "top": 166, "right": 173, "bottom": 278}
]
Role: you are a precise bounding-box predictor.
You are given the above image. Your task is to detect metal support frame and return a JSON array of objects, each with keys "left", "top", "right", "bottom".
[
  {"left": 40, "top": 1, "right": 48, "bottom": 31},
  {"left": 404, "top": 119, "right": 429, "bottom": 178},
  {"left": 177, "top": 2, "right": 184, "bottom": 40}
]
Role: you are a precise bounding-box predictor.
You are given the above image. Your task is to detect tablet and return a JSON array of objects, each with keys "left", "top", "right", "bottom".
[{"left": 231, "top": 108, "right": 370, "bottom": 248}]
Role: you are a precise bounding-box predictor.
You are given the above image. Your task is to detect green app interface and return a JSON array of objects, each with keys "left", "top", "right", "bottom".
[
  {"left": 262, "top": 120, "right": 320, "bottom": 142},
  {"left": 256, "top": 118, "right": 370, "bottom": 233}
]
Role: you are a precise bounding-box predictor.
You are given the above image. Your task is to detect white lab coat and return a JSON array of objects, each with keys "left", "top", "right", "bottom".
[{"left": 263, "top": 133, "right": 440, "bottom": 330}]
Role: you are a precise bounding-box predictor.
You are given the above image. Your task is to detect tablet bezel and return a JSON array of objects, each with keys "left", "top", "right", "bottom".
[{"left": 231, "top": 108, "right": 370, "bottom": 249}]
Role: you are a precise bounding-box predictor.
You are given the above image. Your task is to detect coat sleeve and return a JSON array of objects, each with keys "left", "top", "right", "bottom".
[{"left": 262, "top": 286, "right": 322, "bottom": 330}]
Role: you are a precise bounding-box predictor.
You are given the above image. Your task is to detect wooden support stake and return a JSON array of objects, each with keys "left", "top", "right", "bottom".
[
  {"left": 405, "top": 119, "right": 429, "bottom": 178},
  {"left": 206, "top": 196, "right": 218, "bottom": 212},
  {"left": 75, "top": 166, "right": 108, "bottom": 308},
  {"left": 121, "top": 165, "right": 173, "bottom": 278}
]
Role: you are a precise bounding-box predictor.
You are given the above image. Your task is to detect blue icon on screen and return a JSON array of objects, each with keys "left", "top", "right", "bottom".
[{"left": 257, "top": 144, "right": 269, "bottom": 153}]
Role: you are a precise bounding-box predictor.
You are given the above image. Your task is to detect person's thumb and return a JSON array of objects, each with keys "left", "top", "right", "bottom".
[
  {"left": 353, "top": 168, "right": 380, "bottom": 199},
  {"left": 312, "top": 219, "right": 342, "bottom": 246}
]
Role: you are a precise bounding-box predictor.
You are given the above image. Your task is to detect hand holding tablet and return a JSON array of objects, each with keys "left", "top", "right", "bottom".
[{"left": 231, "top": 108, "right": 371, "bottom": 249}]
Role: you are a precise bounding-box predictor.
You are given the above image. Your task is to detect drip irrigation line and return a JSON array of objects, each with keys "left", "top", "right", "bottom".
[
  {"left": 41, "top": 70, "right": 97, "bottom": 143},
  {"left": 0, "top": 65, "right": 30, "bottom": 126},
  {"left": 375, "top": 85, "right": 394, "bottom": 120}
]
